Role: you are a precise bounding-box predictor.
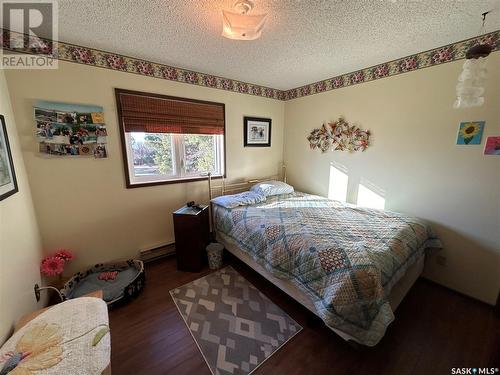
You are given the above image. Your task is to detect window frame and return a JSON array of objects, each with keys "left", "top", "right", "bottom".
[
  {"left": 124, "top": 132, "right": 225, "bottom": 186},
  {"left": 116, "top": 89, "right": 226, "bottom": 188}
]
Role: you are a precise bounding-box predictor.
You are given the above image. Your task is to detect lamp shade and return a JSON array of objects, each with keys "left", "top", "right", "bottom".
[
  {"left": 222, "top": 10, "right": 267, "bottom": 40},
  {"left": 453, "top": 57, "right": 488, "bottom": 109}
]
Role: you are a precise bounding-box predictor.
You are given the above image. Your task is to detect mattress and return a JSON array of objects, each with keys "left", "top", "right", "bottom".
[{"left": 213, "top": 192, "right": 441, "bottom": 346}]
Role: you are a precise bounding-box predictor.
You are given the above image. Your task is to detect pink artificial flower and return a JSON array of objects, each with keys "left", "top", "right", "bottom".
[
  {"left": 40, "top": 256, "right": 65, "bottom": 276},
  {"left": 54, "top": 249, "right": 75, "bottom": 261}
]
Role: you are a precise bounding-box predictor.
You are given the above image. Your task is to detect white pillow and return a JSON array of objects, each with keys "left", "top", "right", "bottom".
[
  {"left": 211, "top": 191, "right": 266, "bottom": 209},
  {"left": 250, "top": 180, "right": 294, "bottom": 197}
]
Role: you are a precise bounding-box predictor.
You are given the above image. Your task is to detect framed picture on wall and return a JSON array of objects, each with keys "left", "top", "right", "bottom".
[
  {"left": 0, "top": 114, "right": 19, "bottom": 201},
  {"left": 244, "top": 116, "right": 271, "bottom": 147}
]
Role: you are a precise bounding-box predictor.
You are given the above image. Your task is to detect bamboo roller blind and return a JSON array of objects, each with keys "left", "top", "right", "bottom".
[{"left": 116, "top": 89, "right": 225, "bottom": 135}]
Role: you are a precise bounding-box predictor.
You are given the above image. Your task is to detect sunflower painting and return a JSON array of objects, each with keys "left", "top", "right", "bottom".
[{"left": 456, "top": 121, "right": 484, "bottom": 145}]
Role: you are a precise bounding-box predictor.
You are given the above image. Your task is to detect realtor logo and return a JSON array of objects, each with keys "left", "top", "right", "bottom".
[
  {"left": 451, "top": 368, "right": 499, "bottom": 375},
  {"left": 0, "top": 0, "right": 58, "bottom": 69}
]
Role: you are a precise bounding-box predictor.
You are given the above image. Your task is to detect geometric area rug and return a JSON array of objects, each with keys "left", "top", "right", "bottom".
[{"left": 170, "top": 266, "right": 302, "bottom": 375}]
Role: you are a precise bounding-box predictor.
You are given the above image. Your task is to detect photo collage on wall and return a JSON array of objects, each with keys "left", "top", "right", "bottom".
[{"left": 35, "top": 101, "right": 108, "bottom": 158}]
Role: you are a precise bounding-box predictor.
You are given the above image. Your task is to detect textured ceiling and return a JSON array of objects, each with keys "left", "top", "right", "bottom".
[{"left": 56, "top": 0, "right": 500, "bottom": 90}]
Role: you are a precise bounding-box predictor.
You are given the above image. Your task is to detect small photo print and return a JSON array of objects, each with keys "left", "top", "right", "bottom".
[
  {"left": 56, "top": 112, "right": 77, "bottom": 124},
  {"left": 51, "top": 124, "right": 72, "bottom": 144},
  {"left": 52, "top": 124, "right": 72, "bottom": 136},
  {"left": 93, "top": 144, "right": 107, "bottom": 159},
  {"left": 39, "top": 143, "right": 67, "bottom": 156},
  {"left": 95, "top": 125, "right": 107, "bottom": 137},
  {"left": 77, "top": 113, "right": 93, "bottom": 124},
  {"left": 40, "top": 143, "right": 83, "bottom": 156},
  {"left": 484, "top": 136, "right": 500, "bottom": 156},
  {"left": 68, "top": 144, "right": 80, "bottom": 156},
  {"left": 34, "top": 108, "right": 57, "bottom": 122},
  {"left": 36, "top": 121, "right": 55, "bottom": 140},
  {"left": 70, "top": 126, "right": 96, "bottom": 144},
  {"left": 95, "top": 126, "right": 107, "bottom": 143},
  {"left": 39, "top": 142, "right": 51, "bottom": 155},
  {"left": 456, "top": 121, "right": 485, "bottom": 145},
  {"left": 78, "top": 145, "right": 92, "bottom": 156},
  {"left": 91, "top": 112, "right": 105, "bottom": 124}
]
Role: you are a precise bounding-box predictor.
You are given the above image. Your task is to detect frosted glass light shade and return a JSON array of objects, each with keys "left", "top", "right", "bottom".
[
  {"left": 222, "top": 10, "right": 267, "bottom": 40},
  {"left": 453, "top": 57, "right": 488, "bottom": 109}
]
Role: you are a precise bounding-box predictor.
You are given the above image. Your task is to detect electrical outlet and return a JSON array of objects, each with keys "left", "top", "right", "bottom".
[
  {"left": 436, "top": 255, "right": 447, "bottom": 266},
  {"left": 34, "top": 283, "right": 41, "bottom": 302}
]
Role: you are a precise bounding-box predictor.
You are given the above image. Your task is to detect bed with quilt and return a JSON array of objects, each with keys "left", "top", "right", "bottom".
[{"left": 212, "top": 181, "right": 441, "bottom": 346}]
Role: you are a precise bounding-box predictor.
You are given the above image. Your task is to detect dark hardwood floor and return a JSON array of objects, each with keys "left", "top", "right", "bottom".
[{"left": 109, "top": 255, "right": 499, "bottom": 375}]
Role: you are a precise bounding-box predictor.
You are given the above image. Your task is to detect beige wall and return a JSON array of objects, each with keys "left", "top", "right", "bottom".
[
  {"left": 0, "top": 69, "right": 44, "bottom": 343},
  {"left": 284, "top": 53, "right": 500, "bottom": 305},
  {"left": 5, "top": 61, "right": 285, "bottom": 275}
]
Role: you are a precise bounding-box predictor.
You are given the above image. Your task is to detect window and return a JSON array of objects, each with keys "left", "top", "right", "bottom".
[
  {"left": 116, "top": 89, "right": 225, "bottom": 187},
  {"left": 357, "top": 183, "right": 386, "bottom": 209},
  {"left": 126, "top": 132, "right": 224, "bottom": 184}
]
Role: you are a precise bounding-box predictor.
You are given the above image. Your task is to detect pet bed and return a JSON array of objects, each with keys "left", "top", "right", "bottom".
[{"left": 60, "top": 259, "right": 145, "bottom": 306}]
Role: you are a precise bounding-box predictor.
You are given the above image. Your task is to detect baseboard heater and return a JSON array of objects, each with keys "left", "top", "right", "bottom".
[{"left": 139, "top": 243, "right": 176, "bottom": 263}]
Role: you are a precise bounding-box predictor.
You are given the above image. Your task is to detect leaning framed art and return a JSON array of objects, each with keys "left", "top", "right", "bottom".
[
  {"left": 244, "top": 116, "right": 271, "bottom": 147},
  {"left": 0, "top": 114, "right": 18, "bottom": 201}
]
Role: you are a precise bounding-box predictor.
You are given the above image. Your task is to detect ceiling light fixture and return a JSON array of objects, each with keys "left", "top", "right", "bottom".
[
  {"left": 222, "top": 0, "right": 267, "bottom": 41},
  {"left": 453, "top": 11, "right": 493, "bottom": 109}
]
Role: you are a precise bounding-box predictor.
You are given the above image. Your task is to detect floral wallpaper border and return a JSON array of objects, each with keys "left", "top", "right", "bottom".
[
  {"left": 1, "top": 29, "right": 499, "bottom": 101},
  {"left": 0, "top": 29, "right": 285, "bottom": 100},
  {"left": 283, "top": 30, "right": 500, "bottom": 100}
]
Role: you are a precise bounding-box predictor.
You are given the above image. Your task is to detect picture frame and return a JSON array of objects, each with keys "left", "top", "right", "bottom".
[
  {"left": 0, "top": 114, "right": 19, "bottom": 201},
  {"left": 244, "top": 116, "right": 271, "bottom": 147}
]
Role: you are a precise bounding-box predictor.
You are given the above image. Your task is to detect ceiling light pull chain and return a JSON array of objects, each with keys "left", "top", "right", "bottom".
[{"left": 479, "top": 11, "right": 489, "bottom": 34}]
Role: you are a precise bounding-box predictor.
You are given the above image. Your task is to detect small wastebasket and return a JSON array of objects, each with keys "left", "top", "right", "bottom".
[{"left": 206, "top": 242, "right": 224, "bottom": 270}]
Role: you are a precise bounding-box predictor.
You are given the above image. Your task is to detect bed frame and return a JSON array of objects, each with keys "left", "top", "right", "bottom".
[
  {"left": 208, "top": 169, "right": 425, "bottom": 345},
  {"left": 207, "top": 166, "right": 285, "bottom": 200}
]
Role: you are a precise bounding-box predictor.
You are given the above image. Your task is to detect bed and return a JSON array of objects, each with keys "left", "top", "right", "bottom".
[{"left": 210, "top": 177, "right": 441, "bottom": 346}]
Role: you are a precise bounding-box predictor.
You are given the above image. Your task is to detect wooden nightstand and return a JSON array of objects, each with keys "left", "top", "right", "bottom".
[{"left": 173, "top": 205, "right": 210, "bottom": 272}]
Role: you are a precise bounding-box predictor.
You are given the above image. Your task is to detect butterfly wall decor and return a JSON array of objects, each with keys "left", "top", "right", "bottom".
[{"left": 307, "top": 117, "right": 371, "bottom": 153}]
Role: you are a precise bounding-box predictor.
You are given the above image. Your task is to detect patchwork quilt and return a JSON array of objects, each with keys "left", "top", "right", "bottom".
[{"left": 214, "top": 192, "right": 442, "bottom": 346}]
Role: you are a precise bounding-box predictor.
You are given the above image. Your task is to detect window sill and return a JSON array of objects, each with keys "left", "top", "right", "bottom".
[{"left": 126, "top": 175, "right": 224, "bottom": 189}]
